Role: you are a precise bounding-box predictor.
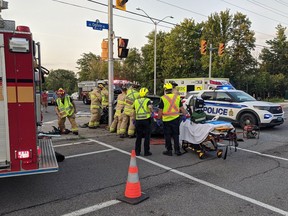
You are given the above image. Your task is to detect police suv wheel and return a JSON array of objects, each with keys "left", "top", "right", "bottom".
[{"left": 239, "top": 113, "right": 257, "bottom": 129}]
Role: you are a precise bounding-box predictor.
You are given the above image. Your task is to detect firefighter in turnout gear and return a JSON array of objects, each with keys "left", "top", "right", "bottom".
[
  {"left": 110, "top": 85, "right": 127, "bottom": 134},
  {"left": 133, "top": 87, "right": 153, "bottom": 156},
  {"left": 158, "top": 83, "right": 187, "bottom": 156},
  {"left": 98, "top": 80, "right": 109, "bottom": 108},
  {"left": 119, "top": 81, "right": 140, "bottom": 138},
  {"left": 88, "top": 85, "right": 102, "bottom": 129},
  {"left": 55, "top": 88, "right": 79, "bottom": 135}
]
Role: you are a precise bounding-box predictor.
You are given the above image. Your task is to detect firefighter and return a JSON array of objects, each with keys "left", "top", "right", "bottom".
[
  {"left": 55, "top": 88, "right": 79, "bottom": 135},
  {"left": 110, "top": 84, "right": 127, "bottom": 134},
  {"left": 88, "top": 84, "right": 102, "bottom": 129},
  {"left": 133, "top": 87, "right": 153, "bottom": 156},
  {"left": 158, "top": 83, "right": 187, "bottom": 156},
  {"left": 119, "top": 81, "right": 140, "bottom": 138},
  {"left": 98, "top": 80, "right": 109, "bottom": 108}
]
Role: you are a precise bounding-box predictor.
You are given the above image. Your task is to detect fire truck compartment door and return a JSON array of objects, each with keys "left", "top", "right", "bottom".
[{"left": 0, "top": 34, "right": 10, "bottom": 167}]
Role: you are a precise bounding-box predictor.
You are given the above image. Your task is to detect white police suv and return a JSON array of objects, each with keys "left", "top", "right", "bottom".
[{"left": 185, "top": 89, "right": 284, "bottom": 128}]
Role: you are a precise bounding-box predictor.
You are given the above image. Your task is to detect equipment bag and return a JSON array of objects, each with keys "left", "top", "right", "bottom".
[{"left": 190, "top": 110, "right": 206, "bottom": 124}]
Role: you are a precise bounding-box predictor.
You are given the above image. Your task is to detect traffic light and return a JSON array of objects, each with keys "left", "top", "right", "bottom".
[
  {"left": 218, "top": 43, "right": 225, "bottom": 56},
  {"left": 118, "top": 38, "right": 129, "bottom": 58},
  {"left": 200, "top": 40, "right": 207, "bottom": 55},
  {"left": 101, "top": 40, "right": 108, "bottom": 60},
  {"left": 116, "top": 0, "right": 128, "bottom": 11}
]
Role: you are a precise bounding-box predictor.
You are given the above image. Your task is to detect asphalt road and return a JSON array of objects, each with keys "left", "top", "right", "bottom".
[{"left": 1, "top": 101, "right": 288, "bottom": 216}]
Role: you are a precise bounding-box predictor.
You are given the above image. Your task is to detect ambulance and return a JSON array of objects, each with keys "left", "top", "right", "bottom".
[
  {"left": 164, "top": 77, "right": 234, "bottom": 97},
  {"left": 0, "top": 1, "right": 58, "bottom": 178}
]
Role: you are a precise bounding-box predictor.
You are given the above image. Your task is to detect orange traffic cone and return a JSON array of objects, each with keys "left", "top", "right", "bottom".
[{"left": 117, "top": 150, "right": 149, "bottom": 205}]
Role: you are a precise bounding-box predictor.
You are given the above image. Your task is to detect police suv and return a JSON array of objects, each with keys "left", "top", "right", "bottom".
[{"left": 185, "top": 89, "right": 284, "bottom": 128}]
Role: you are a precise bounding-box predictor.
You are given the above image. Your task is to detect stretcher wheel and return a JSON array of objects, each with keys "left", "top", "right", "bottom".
[
  {"left": 197, "top": 151, "right": 205, "bottom": 159},
  {"left": 182, "top": 142, "right": 188, "bottom": 152},
  {"left": 216, "top": 150, "right": 223, "bottom": 158}
]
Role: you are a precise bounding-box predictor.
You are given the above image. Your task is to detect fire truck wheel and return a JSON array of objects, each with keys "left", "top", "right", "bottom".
[{"left": 239, "top": 113, "right": 257, "bottom": 129}]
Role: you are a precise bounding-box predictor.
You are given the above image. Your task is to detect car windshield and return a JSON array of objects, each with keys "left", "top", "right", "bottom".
[
  {"left": 229, "top": 91, "right": 256, "bottom": 102},
  {"left": 186, "top": 91, "right": 200, "bottom": 99},
  {"left": 48, "top": 93, "right": 54, "bottom": 97}
]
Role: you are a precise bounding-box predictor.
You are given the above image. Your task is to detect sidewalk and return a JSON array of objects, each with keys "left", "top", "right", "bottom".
[{"left": 40, "top": 112, "right": 109, "bottom": 143}]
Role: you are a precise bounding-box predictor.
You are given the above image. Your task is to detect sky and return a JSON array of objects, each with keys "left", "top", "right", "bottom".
[{"left": 2, "top": 0, "right": 288, "bottom": 72}]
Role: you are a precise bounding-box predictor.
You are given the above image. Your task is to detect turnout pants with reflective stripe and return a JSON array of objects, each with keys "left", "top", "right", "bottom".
[
  {"left": 119, "top": 111, "right": 135, "bottom": 136},
  {"left": 89, "top": 108, "right": 101, "bottom": 127},
  {"left": 58, "top": 113, "right": 78, "bottom": 132}
]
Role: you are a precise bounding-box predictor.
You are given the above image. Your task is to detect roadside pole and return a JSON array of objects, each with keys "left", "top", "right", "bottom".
[
  {"left": 108, "top": 0, "right": 114, "bottom": 126},
  {"left": 209, "top": 43, "right": 212, "bottom": 79}
]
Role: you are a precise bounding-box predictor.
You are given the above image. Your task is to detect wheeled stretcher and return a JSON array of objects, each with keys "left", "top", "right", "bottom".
[{"left": 179, "top": 120, "right": 239, "bottom": 159}]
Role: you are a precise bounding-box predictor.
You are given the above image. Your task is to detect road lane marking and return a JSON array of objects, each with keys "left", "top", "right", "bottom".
[
  {"left": 54, "top": 140, "right": 93, "bottom": 148},
  {"left": 65, "top": 149, "right": 114, "bottom": 159},
  {"left": 237, "top": 147, "right": 288, "bottom": 161},
  {"left": 88, "top": 138, "right": 288, "bottom": 216},
  {"left": 61, "top": 199, "right": 121, "bottom": 216}
]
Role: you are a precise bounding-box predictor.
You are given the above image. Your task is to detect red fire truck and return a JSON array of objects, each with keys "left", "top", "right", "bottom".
[{"left": 0, "top": 2, "right": 58, "bottom": 178}]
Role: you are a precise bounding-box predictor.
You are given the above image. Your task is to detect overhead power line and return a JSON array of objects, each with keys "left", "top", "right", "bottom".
[
  {"left": 52, "top": 0, "right": 175, "bottom": 29},
  {"left": 221, "top": 0, "right": 288, "bottom": 26},
  {"left": 275, "top": 0, "right": 288, "bottom": 8},
  {"left": 247, "top": 0, "right": 288, "bottom": 19},
  {"left": 155, "top": 0, "right": 207, "bottom": 18}
]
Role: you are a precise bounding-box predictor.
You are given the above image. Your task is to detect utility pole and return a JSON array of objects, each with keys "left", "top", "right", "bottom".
[{"left": 108, "top": 0, "right": 114, "bottom": 126}]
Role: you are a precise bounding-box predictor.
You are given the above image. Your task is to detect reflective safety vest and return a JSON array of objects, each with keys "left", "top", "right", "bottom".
[
  {"left": 125, "top": 88, "right": 139, "bottom": 106},
  {"left": 56, "top": 96, "right": 74, "bottom": 117},
  {"left": 134, "top": 98, "right": 151, "bottom": 120},
  {"left": 115, "top": 92, "right": 126, "bottom": 116},
  {"left": 124, "top": 88, "right": 139, "bottom": 115},
  {"left": 101, "top": 88, "right": 109, "bottom": 107},
  {"left": 161, "top": 93, "right": 180, "bottom": 122},
  {"left": 90, "top": 89, "right": 102, "bottom": 110}
]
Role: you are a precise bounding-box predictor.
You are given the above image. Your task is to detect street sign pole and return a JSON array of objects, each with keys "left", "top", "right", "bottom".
[{"left": 108, "top": 0, "right": 114, "bottom": 126}]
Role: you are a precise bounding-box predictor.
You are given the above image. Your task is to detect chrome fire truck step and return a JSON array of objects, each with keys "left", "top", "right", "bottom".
[{"left": 38, "top": 138, "right": 59, "bottom": 170}]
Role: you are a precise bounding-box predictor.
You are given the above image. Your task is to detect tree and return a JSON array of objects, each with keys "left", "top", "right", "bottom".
[
  {"left": 141, "top": 30, "right": 168, "bottom": 94},
  {"left": 163, "top": 19, "right": 204, "bottom": 81},
  {"left": 76, "top": 52, "right": 108, "bottom": 81},
  {"left": 121, "top": 48, "right": 143, "bottom": 82},
  {"left": 259, "top": 24, "right": 288, "bottom": 75},
  {"left": 44, "top": 69, "right": 77, "bottom": 94}
]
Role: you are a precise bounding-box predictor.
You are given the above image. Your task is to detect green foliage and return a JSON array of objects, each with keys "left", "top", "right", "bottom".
[
  {"left": 61, "top": 10, "right": 288, "bottom": 98},
  {"left": 43, "top": 69, "right": 77, "bottom": 94},
  {"left": 76, "top": 52, "right": 108, "bottom": 81}
]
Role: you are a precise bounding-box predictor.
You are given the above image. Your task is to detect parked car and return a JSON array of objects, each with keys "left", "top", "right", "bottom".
[
  {"left": 47, "top": 91, "right": 55, "bottom": 105},
  {"left": 184, "top": 89, "right": 284, "bottom": 128},
  {"left": 146, "top": 95, "right": 164, "bottom": 135}
]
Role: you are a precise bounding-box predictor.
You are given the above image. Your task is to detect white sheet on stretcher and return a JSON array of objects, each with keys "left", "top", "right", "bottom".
[{"left": 179, "top": 120, "right": 234, "bottom": 144}]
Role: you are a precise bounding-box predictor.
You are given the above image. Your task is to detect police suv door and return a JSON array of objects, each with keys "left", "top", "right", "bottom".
[{"left": 202, "top": 91, "right": 234, "bottom": 121}]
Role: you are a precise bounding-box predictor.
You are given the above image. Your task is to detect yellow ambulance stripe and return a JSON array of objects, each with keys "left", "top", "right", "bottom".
[
  {"left": 7, "top": 86, "right": 16, "bottom": 103},
  {"left": 17, "top": 86, "right": 34, "bottom": 103}
]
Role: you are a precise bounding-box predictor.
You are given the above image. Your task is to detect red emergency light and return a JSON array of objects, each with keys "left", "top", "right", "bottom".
[
  {"left": 209, "top": 80, "right": 223, "bottom": 85},
  {"left": 15, "top": 26, "right": 31, "bottom": 33}
]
